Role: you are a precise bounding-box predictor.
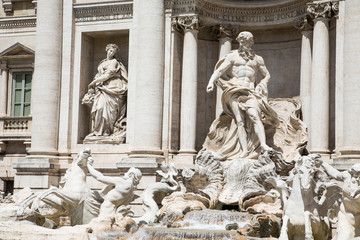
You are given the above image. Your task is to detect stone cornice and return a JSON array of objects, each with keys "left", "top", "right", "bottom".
[
  {"left": 73, "top": 1, "right": 132, "bottom": 23},
  {"left": 0, "top": 16, "right": 36, "bottom": 29},
  {"left": 166, "top": 0, "right": 311, "bottom": 27}
]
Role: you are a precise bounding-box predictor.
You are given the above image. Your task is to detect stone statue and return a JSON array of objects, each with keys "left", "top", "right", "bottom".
[
  {"left": 17, "top": 149, "right": 102, "bottom": 226},
  {"left": 321, "top": 161, "right": 360, "bottom": 240},
  {"left": 86, "top": 158, "right": 142, "bottom": 219},
  {"left": 206, "top": 31, "right": 279, "bottom": 159},
  {"left": 82, "top": 43, "right": 128, "bottom": 144},
  {"left": 277, "top": 154, "right": 331, "bottom": 240},
  {"left": 135, "top": 163, "right": 179, "bottom": 224}
]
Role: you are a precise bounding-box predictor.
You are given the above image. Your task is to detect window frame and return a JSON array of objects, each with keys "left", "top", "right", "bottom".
[{"left": 10, "top": 71, "right": 32, "bottom": 117}]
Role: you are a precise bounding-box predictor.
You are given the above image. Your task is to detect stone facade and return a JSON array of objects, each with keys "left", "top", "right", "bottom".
[{"left": 0, "top": 0, "right": 357, "bottom": 211}]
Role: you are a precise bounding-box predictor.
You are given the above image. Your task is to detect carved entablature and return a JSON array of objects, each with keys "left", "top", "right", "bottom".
[
  {"left": 172, "top": 15, "right": 203, "bottom": 32},
  {"left": 294, "top": 15, "right": 314, "bottom": 31},
  {"left": 74, "top": 2, "right": 132, "bottom": 23},
  {"left": 211, "top": 24, "right": 238, "bottom": 39},
  {"left": 307, "top": 1, "right": 339, "bottom": 20},
  {"left": 0, "top": 16, "right": 36, "bottom": 35},
  {"left": 166, "top": 0, "right": 310, "bottom": 28}
]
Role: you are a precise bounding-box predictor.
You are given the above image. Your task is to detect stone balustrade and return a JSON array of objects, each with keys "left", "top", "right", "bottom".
[{"left": 0, "top": 116, "right": 32, "bottom": 134}]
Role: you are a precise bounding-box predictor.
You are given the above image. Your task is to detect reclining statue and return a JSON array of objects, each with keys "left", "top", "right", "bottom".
[{"left": 17, "top": 149, "right": 102, "bottom": 226}]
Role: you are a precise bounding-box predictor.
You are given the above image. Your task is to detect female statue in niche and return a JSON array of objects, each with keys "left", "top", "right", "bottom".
[{"left": 82, "top": 43, "right": 128, "bottom": 143}]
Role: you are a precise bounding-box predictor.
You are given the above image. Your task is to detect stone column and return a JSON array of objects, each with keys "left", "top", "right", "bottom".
[
  {"left": 338, "top": 0, "right": 360, "bottom": 166},
  {"left": 307, "top": 2, "right": 332, "bottom": 157},
  {"left": 128, "top": 0, "right": 165, "bottom": 159},
  {"left": 27, "top": 0, "right": 62, "bottom": 156},
  {"left": 215, "top": 25, "right": 236, "bottom": 117},
  {"left": 295, "top": 16, "right": 313, "bottom": 147},
  {"left": 176, "top": 16, "right": 200, "bottom": 158},
  {"left": 13, "top": 0, "right": 62, "bottom": 190},
  {"left": 0, "top": 63, "right": 8, "bottom": 117}
]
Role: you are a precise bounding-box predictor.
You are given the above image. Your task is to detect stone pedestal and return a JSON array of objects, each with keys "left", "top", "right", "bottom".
[
  {"left": 129, "top": 0, "right": 165, "bottom": 160},
  {"left": 13, "top": 157, "right": 60, "bottom": 191},
  {"left": 309, "top": 17, "right": 330, "bottom": 156}
]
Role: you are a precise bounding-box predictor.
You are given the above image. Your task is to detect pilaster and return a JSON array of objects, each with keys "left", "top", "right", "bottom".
[
  {"left": 0, "top": 63, "right": 8, "bottom": 117},
  {"left": 336, "top": 0, "right": 360, "bottom": 169}
]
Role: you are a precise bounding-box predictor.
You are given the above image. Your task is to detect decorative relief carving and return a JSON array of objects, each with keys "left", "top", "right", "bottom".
[
  {"left": 332, "top": 1, "right": 339, "bottom": 16},
  {"left": 307, "top": 1, "right": 338, "bottom": 19},
  {"left": 294, "top": 15, "right": 314, "bottom": 31},
  {"left": 172, "top": 15, "right": 201, "bottom": 31},
  {"left": 74, "top": 3, "right": 132, "bottom": 23},
  {"left": 0, "top": 16, "right": 36, "bottom": 29},
  {"left": 211, "top": 24, "right": 238, "bottom": 39}
]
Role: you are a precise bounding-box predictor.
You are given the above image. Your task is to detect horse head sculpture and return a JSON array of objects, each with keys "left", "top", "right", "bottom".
[{"left": 293, "top": 154, "right": 321, "bottom": 191}]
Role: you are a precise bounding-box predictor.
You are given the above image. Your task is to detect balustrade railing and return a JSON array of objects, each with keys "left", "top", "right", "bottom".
[{"left": 0, "top": 116, "right": 32, "bottom": 135}]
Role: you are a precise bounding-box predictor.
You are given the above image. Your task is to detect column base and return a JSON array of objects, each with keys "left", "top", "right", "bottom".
[
  {"left": 332, "top": 148, "right": 360, "bottom": 170},
  {"left": 178, "top": 149, "right": 197, "bottom": 155},
  {"left": 173, "top": 153, "right": 196, "bottom": 168},
  {"left": 117, "top": 157, "right": 162, "bottom": 169},
  {"left": 309, "top": 148, "right": 331, "bottom": 163},
  {"left": 27, "top": 148, "right": 58, "bottom": 156},
  {"left": 129, "top": 148, "right": 164, "bottom": 159}
]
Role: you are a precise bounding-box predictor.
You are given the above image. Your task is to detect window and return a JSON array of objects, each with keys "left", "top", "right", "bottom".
[{"left": 11, "top": 72, "right": 32, "bottom": 117}]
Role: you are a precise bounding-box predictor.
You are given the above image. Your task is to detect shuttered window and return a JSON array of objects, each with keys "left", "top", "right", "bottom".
[{"left": 11, "top": 72, "right": 32, "bottom": 116}]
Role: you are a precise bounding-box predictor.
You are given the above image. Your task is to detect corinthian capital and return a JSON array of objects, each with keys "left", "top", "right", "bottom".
[
  {"left": 212, "top": 24, "right": 238, "bottom": 39},
  {"left": 307, "top": 1, "right": 336, "bottom": 19},
  {"left": 172, "top": 15, "right": 202, "bottom": 32},
  {"left": 332, "top": 1, "right": 339, "bottom": 16},
  {"left": 294, "top": 15, "right": 314, "bottom": 31}
]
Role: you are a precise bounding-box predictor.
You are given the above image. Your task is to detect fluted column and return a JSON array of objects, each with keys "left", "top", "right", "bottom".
[
  {"left": 295, "top": 16, "right": 313, "bottom": 147},
  {"left": 307, "top": 2, "right": 333, "bottom": 156},
  {"left": 129, "top": 0, "right": 165, "bottom": 158},
  {"left": 214, "top": 25, "right": 236, "bottom": 117},
  {"left": 339, "top": 0, "right": 360, "bottom": 163},
  {"left": 0, "top": 63, "right": 8, "bottom": 117},
  {"left": 28, "top": 0, "right": 62, "bottom": 155},
  {"left": 176, "top": 16, "right": 200, "bottom": 156}
]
